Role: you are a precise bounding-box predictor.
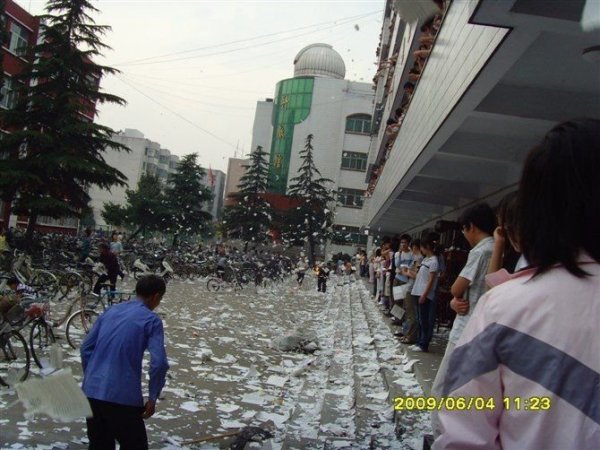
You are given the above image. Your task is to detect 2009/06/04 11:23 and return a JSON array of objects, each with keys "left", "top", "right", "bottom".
[{"left": 393, "top": 396, "right": 552, "bottom": 411}]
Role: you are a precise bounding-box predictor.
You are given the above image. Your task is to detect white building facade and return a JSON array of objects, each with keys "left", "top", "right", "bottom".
[
  {"left": 89, "top": 128, "right": 224, "bottom": 228},
  {"left": 250, "top": 43, "right": 375, "bottom": 255}
]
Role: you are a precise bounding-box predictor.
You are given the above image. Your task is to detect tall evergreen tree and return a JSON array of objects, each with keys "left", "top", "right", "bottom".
[
  {"left": 102, "top": 174, "right": 168, "bottom": 239},
  {"left": 163, "top": 153, "right": 213, "bottom": 246},
  {"left": 223, "top": 145, "right": 273, "bottom": 244},
  {"left": 285, "top": 134, "right": 335, "bottom": 265},
  {"left": 0, "top": 0, "right": 128, "bottom": 245}
]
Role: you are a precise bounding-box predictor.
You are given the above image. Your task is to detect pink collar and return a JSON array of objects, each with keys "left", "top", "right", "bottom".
[{"left": 486, "top": 256, "right": 598, "bottom": 289}]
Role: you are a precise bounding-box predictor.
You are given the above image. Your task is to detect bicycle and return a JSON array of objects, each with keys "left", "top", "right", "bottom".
[
  {"left": 11, "top": 251, "right": 60, "bottom": 298},
  {"left": 65, "top": 285, "right": 134, "bottom": 349},
  {"left": 0, "top": 308, "right": 31, "bottom": 387}
]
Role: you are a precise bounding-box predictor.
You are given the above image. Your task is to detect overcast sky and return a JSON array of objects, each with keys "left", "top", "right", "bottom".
[{"left": 25, "top": 0, "right": 384, "bottom": 172}]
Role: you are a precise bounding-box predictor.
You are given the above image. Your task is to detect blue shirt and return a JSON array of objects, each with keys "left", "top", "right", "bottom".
[
  {"left": 394, "top": 251, "right": 414, "bottom": 283},
  {"left": 81, "top": 299, "right": 169, "bottom": 407}
]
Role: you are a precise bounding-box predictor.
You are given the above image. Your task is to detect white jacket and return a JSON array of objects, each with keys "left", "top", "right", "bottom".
[{"left": 434, "top": 257, "right": 600, "bottom": 450}]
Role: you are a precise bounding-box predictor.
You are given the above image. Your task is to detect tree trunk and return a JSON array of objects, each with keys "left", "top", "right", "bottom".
[
  {"left": 24, "top": 213, "right": 37, "bottom": 251},
  {"left": 172, "top": 233, "right": 178, "bottom": 248},
  {"left": 307, "top": 235, "right": 316, "bottom": 267}
]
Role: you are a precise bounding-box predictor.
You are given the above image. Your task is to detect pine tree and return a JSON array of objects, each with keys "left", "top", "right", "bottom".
[
  {"left": 102, "top": 174, "right": 168, "bottom": 239},
  {"left": 163, "top": 153, "right": 213, "bottom": 246},
  {"left": 285, "top": 134, "right": 335, "bottom": 265},
  {"left": 223, "top": 145, "right": 273, "bottom": 244},
  {"left": 0, "top": 0, "right": 128, "bottom": 245}
]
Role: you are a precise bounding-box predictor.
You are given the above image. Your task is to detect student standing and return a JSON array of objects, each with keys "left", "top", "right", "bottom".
[
  {"left": 430, "top": 203, "right": 496, "bottom": 437},
  {"left": 81, "top": 275, "right": 169, "bottom": 450},
  {"left": 408, "top": 237, "right": 440, "bottom": 352}
]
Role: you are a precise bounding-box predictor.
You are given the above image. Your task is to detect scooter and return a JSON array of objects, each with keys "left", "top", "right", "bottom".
[{"left": 131, "top": 257, "right": 173, "bottom": 283}]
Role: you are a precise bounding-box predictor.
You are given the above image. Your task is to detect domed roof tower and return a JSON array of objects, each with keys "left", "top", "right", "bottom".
[{"left": 293, "top": 43, "right": 346, "bottom": 79}]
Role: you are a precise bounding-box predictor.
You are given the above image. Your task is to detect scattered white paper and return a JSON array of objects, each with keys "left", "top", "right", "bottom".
[
  {"left": 221, "top": 419, "right": 246, "bottom": 429},
  {"left": 266, "top": 375, "right": 288, "bottom": 388},
  {"left": 15, "top": 368, "right": 92, "bottom": 422},
  {"left": 217, "top": 404, "right": 239, "bottom": 413},
  {"left": 180, "top": 401, "right": 200, "bottom": 412}
]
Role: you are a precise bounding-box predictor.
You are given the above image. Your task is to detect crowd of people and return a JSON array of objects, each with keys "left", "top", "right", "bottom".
[
  {"left": 367, "top": 0, "right": 449, "bottom": 197},
  {"left": 362, "top": 119, "right": 599, "bottom": 448}
]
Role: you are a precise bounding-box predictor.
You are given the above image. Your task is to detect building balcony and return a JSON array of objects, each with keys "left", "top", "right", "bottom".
[{"left": 366, "top": 0, "right": 599, "bottom": 234}]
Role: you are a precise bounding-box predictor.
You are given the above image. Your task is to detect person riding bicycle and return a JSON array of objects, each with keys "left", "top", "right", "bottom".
[
  {"left": 216, "top": 246, "right": 228, "bottom": 280},
  {"left": 93, "top": 243, "right": 120, "bottom": 295}
]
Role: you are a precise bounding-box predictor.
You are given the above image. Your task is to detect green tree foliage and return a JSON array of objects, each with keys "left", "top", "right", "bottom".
[
  {"left": 164, "top": 153, "right": 213, "bottom": 246},
  {"left": 223, "top": 145, "right": 273, "bottom": 244},
  {"left": 102, "top": 174, "right": 168, "bottom": 239},
  {"left": 0, "top": 0, "right": 127, "bottom": 244},
  {"left": 284, "top": 134, "right": 335, "bottom": 265}
]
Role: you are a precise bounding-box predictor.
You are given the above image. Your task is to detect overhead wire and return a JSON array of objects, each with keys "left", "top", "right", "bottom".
[
  {"left": 115, "top": 10, "right": 381, "bottom": 67},
  {"left": 115, "top": 75, "right": 239, "bottom": 149},
  {"left": 113, "top": 9, "right": 382, "bottom": 66}
]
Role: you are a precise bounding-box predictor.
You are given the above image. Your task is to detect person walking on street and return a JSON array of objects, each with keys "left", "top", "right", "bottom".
[
  {"left": 296, "top": 258, "right": 308, "bottom": 287},
  {"left": 81, "top": 275, "right": 169, "bottom": 450},
  {"left": 110, "top": 233, "right": 125, "bottom": 279},
  {"left": 317, "top": 262, "right": 329, "bottom": 293}
]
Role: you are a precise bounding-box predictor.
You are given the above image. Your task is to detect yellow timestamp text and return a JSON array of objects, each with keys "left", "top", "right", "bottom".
[{"left": 393, "top": 396, "right": 552, "bottom": 411}]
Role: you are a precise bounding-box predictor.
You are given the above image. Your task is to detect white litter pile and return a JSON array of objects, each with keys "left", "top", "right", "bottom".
[{"left": 1, "top": 275, "right": 432, "bottom": 449}]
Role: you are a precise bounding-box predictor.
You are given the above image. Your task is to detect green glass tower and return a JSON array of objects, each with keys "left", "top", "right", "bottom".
[{"left": 268, "top": 77, "right": 314, "bottom": 194}]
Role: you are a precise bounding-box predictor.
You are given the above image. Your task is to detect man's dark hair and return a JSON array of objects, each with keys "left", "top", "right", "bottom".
[
  {"left": 458, "top": 203, "right": 496, "bottom": 236},
  {"left": 516, "top": 118, "right": 600, "bottom": 278},
  {"left": 403, "top": 82, "right": 415, "bottom": 90},
  {"left": 99, "top": 242, "right": 110, "bottom": 251},
  {"left": 411, "top": 239, "right": 421, "bottom": 249},
  {"left": 136, "top": 275, "right": 166, "bottom": 298},
  {"left": 400, "top": 234, "right": 411, "bottom": 243},
  {"left": 7, "top": 276, "right": 18, "bottom": 286}
]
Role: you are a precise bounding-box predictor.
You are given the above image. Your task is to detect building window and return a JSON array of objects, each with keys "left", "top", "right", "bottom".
[
  {"left": 144, "top": 147, "right": 149, "bottom": 155},
  {"left": 0, "top": 77, "right": 17, "bottom": 110},
  {"left": 337, "top": 188, "right": 364, "bottom": 209},
  {"left": 331, "top": 225, "right": 368, "bottom": 245},
  {"left": 159, "top": 155, "right": 169, "bottom": 164},
  {"left": 341, "top": 151, "right": 368, "bottom": 172},
  {"left": 8, "top": 21, "right": 30, "bottom": 57},
  {"left": 345, "top": 114, "right": 372, "bottom": 135}
]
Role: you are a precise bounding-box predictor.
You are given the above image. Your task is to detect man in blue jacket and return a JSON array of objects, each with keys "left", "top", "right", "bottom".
[{"left": 81, "top": 275, "right": 169, "bottom": 450}]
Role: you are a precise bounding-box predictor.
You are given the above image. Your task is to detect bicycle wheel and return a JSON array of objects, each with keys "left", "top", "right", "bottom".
[
  {"left": 65, "top": 309, "right": 100, "bottom": 349},
  {"left": 0, "top": 330, "right": 31, "bottom": 387},
  {"left": 29, "top": 320, "right": 56, "bottom": 369},
  {"left": 59, "top": 272, "right": 83, "bottom": 297},
  {"left": 206, "top": 278, "right": 221, "bottom": 292},
  {"left": 31, "top": 270, "right": 59, "bottom": 298}
]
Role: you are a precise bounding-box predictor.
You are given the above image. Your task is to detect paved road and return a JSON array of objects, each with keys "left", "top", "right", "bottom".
[{"left": 0, "top": 275, "right": 430, "bottom": 449}]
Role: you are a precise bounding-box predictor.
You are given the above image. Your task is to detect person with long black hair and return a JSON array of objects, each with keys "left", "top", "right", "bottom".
[{"left": 434, "top": 119, "right": 600, "bottom": 449}]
